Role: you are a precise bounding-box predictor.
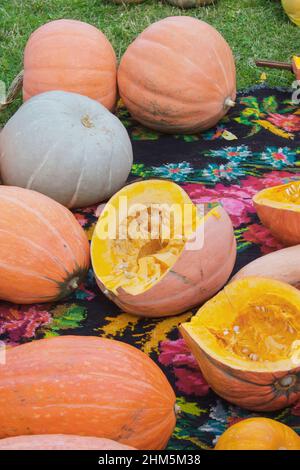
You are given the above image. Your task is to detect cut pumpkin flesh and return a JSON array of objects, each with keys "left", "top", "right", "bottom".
[
  {"left": 91, "top": 180, "right": 236, "bottom": 317},
  {"left": 253, "top": 181, "right": 300, "bottom": 246},
  {"left": 181, "top": 277, "right": 300, "bottom": 411}
]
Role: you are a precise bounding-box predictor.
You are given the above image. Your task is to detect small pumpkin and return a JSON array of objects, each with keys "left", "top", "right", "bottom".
[
  {"left": 0, "top": 336, "right": 176, "bottom": 450},
  {"left": 91, "top": 179, "right": 236, "bottom": 317},
  {"left": 0, "top": 435, "right": 136, "bottom": 450},
  {"left": 166, "top": 0, "right": 215, "bottom": 7},
  {"left": 253, "top": 181, "right": 300, "bottom": 246},
  {"left": 282, "top": 0, "right": 300, "bottom": 26},
  {"left": 23, "top": 19, "right": 117, "bottom": 110},
  {"left": 215, "top": 418, "right": 300, "bottom": 450},
  {"left": 181, "top": 277, "right": 300, "bottom": 411},
  {"left": 232, "top": 245, "right": 300, "bottom": 288},
  {"left": 118, "top": 16, "right": 236, "bottom": 134},
  {"left": 0, "top": 91, "right": 133, "bottom": 208},
  {"left": 0, "top": 186, "right": 89, "bottom": 304}
]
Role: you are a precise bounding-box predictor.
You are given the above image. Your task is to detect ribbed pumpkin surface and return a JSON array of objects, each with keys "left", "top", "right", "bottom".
[
  {"left": 0, "top": 336, "right": 176, "bottom": 450},
  {"left": 0, "top": 435, "right": 136, "bottom": 450},
  {"left": 0, "top": 186, "right": 89, "bottom": 303},
  {"left": 118, "top": 16, "right": 236, "bottom": 133},
  {"left": 23, "top": 19, "right": 117, "bottom": 110}
]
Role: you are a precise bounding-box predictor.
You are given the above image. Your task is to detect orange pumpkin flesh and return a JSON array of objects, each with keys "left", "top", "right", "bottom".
[
  {"left": 91, "top": 180, "right": 236, "bottom": 317},
  {"left": 253, "top": 181, "right": 300, "bottom": 246},
  {"left": 0, "top": 336, "right": 176, "bottom": 450},
  {"left": 0, "top": 186, "right": 89, "bottom": 304},
  {"left": 0, "top": 435, "right": 136, "bottom": 450},
  {"left": 181, "top": 277, "right": 300, "bottom": 411},
  {"left": 118, "top": 16, "right": 236, "bottom": 134},
  {"left": 215, "top": 418, "right": 300, "bottom": 450},
  {"left": 23, "top": 19, "right": 117, "bottom": 111}
]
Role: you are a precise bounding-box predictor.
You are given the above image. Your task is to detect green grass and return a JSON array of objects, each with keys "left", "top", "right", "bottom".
[{"left": 1, "top": 0, "right": 300, "bottom": 126}]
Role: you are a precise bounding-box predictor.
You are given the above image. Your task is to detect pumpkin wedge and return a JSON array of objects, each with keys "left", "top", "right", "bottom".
[
  {"left": 0, "top": 336, "right": 176, "bottom": 450},
  {"left": 91, "top": 180, "right": 236, "bottom": 317},
  {"left": 253, "top": 181, "right": 300, "bottom": 245},
  {"left": 181, "top": 277, "right": 300, "bottom": 411},
  {"left": 0, "top": 435, "right": 135, "bottom": 450},
  {"left": 0, "top": 186, "right": 89, "bottom": 303},
  {"left": 215, "top": 418, "right": 300, "bottom": 450}
]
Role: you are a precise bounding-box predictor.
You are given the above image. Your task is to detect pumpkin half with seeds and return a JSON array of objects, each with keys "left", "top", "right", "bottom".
[
  {"left": 91, "top": 180, "right": 236, "bottom": 317},
  {"left": 254, "top": 181, "right": 300, "bottom": 246},
  {"left": 180, "top": 277, "right": 300, "bottom": 411}
]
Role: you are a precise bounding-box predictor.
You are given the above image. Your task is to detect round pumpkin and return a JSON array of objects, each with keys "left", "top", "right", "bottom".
[
  {"left": 232, "top": 245, "right": 300, "bottom": 288},
  {"left": 215, "top": 418, "right": 300, "bottom": 450},
  {"left": 91, "top": 179, "right": 236, "bottom": 317},
  {"left": 0, "top": 336, "right": 176, "bottom": 450},
  {"left": 181, "top": 277, "right": 300, "bottom": 411},
  {"left": 166, "top": 0, "right": 215, "bottom": 7},
  {"left": 23, "top": 19, "right": 117, "bottom": 110},
  {"left": 282, "top": 0, "right": 300, "bottom": 26},
  {"left": 253, "top": 181, "right": 300, "bottom": 246},
  {"left": 0, "top": 186, "right": 89, "bottom": 304},
  {"left": 0, "top": 91, "right": 133, "bottom": 208},
  {"left": 118, "top": 16, "right": 236, "bottom": 134},
  {"left": 0, "top": 435, "right": 136, "bottom": 450}
]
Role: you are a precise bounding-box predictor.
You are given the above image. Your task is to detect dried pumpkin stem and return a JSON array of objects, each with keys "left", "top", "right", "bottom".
[{"left": 0, "top": 70, "right": 24, "bottom": 112}]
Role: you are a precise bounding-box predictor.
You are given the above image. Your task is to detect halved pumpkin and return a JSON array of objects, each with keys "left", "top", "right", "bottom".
[
  {"left": 91, "top": 180, "right": 236, "bottom": 317},
  {"left": 253, "top": 181, "right": 300, "bottom": 246},
  {"left": 181, "top": 277, "right": 300, "bottom": 411}
]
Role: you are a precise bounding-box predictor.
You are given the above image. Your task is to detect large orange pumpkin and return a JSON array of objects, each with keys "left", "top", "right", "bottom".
[
  {"left": 91, "top": 180, "right": 236, "bottom": 317},
  {"left": 181, "top": 277, "right": 300, "bottom": 411},
  {"left": 0, "top": 186, "right": 89, "bottom": 303},
  {"left": 253, "top": 181, "right": 300, "bottom": 246},
  {"left": 118, "top": 16, "right": 236, "bottom": 133},
  {"left": 23, "top": 19, "right": 117, "bottom": 111},
  {"left": 0, "top": 435, "right": 136, "bottom": 450},
  {"left": 215, "top": 418, "right": 300, "bottom": 450},
  {"left": 0, "top": 336, "right": 176, "bottom": 450}
]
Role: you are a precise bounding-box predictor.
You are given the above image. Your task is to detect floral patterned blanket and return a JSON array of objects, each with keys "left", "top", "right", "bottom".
[{"left": 1, "top": 86, "right": 300, "bottom": 450}]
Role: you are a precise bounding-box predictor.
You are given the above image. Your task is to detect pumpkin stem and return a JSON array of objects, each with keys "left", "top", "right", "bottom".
[
  {"left": 68, "top": 277, "right": 80, "bottom": 291},
  {"left": 174, "top": 404, "right": 181, "bottom": 416},
  {"left": 81, "top": 115, "right": 94, "bottom": 128},
  {"left": 224, "top": 97, "right": 235, "bottom": 109},
  {"left": 0, "top": 70, "right": 24, "bottom": 112}
]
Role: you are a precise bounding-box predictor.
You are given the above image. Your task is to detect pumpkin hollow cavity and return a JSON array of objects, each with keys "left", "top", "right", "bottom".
[
  {"left": 183, "top": 278, "right": 300, "bottom": 370},
  {"left": 98, "top": 204, "right": 191, "bottom": 295},
  {"left": 254, "top": 181, "right": 300, "bottom": 211},
  {"left": 92, "top": 180, "right": 199, "bottom": 297}
]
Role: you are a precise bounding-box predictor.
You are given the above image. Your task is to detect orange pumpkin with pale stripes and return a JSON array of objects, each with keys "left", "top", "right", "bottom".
[
  {"left": 0, "top": 186, "right": 90, "bottom": 304},
  {"left": 118, "top": 16, "right": 236, "bottom": 133}
]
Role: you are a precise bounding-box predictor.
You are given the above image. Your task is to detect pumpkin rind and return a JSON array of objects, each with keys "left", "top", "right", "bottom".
[
  {"left": 118, "top": 16, "right": 236, "bottom": 133},
  {"left": 0, "top": 91, "right": 133, "bottom": 208},
  {"left": 253, "top": 182, "right": 300, "bottom": 246},
  {"left": 0, "top": 435, "right": 136, "bottom": 450},
  {"left": 282, "top": 0, "right": 300, "bottom": 26},
  {"left": 181, "top": 277, "right": 300, "bottom": 411},
  {"left": 91, "top": 180, "right": 236, "bottom": 317},
  {"left": 0, "top": 336, "right": 176, "bottom": 450},
  {"left": 0, "top": 186, "right": 89, "bottom": 304},
  {"left": 232, "top": 245, "right": 300, "bottom": 289},
  {"left": 23, "top": 19, "right": 117, "bottom": 110},
  {"left": 215, "top": 418, "right": 300, "bottom": 450}
]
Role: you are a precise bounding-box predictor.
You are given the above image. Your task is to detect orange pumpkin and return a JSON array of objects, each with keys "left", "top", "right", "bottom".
[
  {"left": 0, "top": 186, "right": 89, "bottom": 303},
  {"left": 0, "top": 336, "right": 176, "bottom": 450},
  {"left": 181, "top": 277, "right": 300, "bottom": 411},
  {"left": 91, "top": 180, "right": 236, "bottom": 317},
  {"left": 118, "top": 16, "right": 236, "bottom": 133},
  {"left": 0, "top": 435, "right": 136, "bottom": 450},
  {"left": 23, "top": 19, "right": 117, "bottom": 111},
  {"left": 215, "top": 418, "right": 300, "bottom": 450},
  {"left": 253, "top": 181, "right": 300, "bottom": 246}
]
